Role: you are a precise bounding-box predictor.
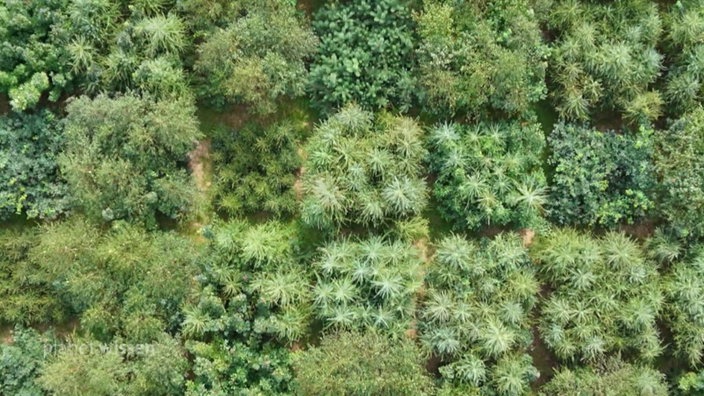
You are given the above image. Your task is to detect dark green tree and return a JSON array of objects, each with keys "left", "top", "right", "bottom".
[
  {"left": 309, "top": 0, "right": 417, "bottom": 112},
  {"left": 0, "top": 110, "right": 69, "bottom": 220},
  {"left": 548, "top": 122, "right": 656, "bottom": 227}
]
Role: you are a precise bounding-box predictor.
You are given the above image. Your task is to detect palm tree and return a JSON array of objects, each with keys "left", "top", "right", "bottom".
[
  {"left": 479, "top": 319, "right": 516, "bottom": 358},
  {"left": 134, "top": 14, "right": 186, "bottom": 57},
  {"left": 491, "top": 354, "right": 536, "bottom": 396}
]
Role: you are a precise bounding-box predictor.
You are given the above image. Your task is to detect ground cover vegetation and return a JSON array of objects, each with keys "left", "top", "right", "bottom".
[{"left": 5, "top": 0, "right": 704, "bottom": 395}]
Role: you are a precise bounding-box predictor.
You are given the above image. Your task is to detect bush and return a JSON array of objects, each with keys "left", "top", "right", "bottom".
[
  {"left": 0, "top": 110, "right": 69, "bottom": 220},
  {"left": 301, "top": 105, "right": 427, "bottom": 230},
  {"left": 540, "top": 358, "right": 667, "bottom": 396},
  {"left": 548, "top": 122, "right": 655, "bottom": 227},
  {"left": 292, "top": 331, "right": 434, "bottom": 395},
  {"left": 656, "top": 107, "right": 704, "bottom": 240},
  {"left": 536, "top": 229, "right": 663, "bottom": 362},
  {"left": 0, "top": 327, "right": 51, "bottom": 396},
  {"left": 663, "top": 246, "right": 704, "bottom": 366},
  {"left": 309, "top": 0, "right": 416, "bottom": 112},
  {"left": 182, "top": 220, "right": 310, "bottom": 394},
  {"left": 415, "top": 0, "right": 548, "bottom": 119},
  {"left": 428, "top": 121, "right": 547, "bottom": 231},
  {"left": 194, "top": 2, "right": 317, "bottom": 113},
  {"left": 547, "top": 0, "right": 663, "bottom": 122},
  {"left": 211, "top": 121, "right": 302, "bottom": 218},
  {"left": 420, "top": 234, "right": 539, "bottom": 394},
  {"left": 311, "top": 237, "right": 424, "bottom": 335},
  {"left": 664, "top": 1, "right": 704, "bottom": 115},
  {"left": 60, "top": 94, "right": 201, "bottom": 228},
  {"left": 0, "top": 0, "right": 71, "bottom": 111}
]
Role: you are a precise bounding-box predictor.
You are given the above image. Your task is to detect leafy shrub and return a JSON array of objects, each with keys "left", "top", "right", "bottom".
[
  {"left": 194, "top": 2, "right": 317, "bottom": 113},
  {"left": 211, "top": 121, "right": 302, "bottom": 218},
  {"left": 547, "top": 0, "right": 663, "bottom": 122},
  {"left": 0, "top": 110, "right": 69, "bottom": 220},
  {"left": 292, "top": 331, "right": 434, "bottom": 395},
  {"left": 0, "top": 226, "right": 64, "bottom": 324},
  {"left": 19, "top": 217, "right": 200, "bottom": 342},
  {"left": 656, "top": 107, "right": 704, "bottom": 240},
  {"left": 663, "top": 246, "right": 704, "bottom": 366},
  {"left": 39, "top": 334, "right": 187, "bottom": 396},
  {"left": 548, "top": 122, "right": 656, "bottom": 227},
  {"left": 664, "top": 1, "right": 704, "bottom": 115},
  {"left": 312, "top": 237, "right": 424, "bottom": 335},
  {"left": 309, "top": 0, "right": 416, "bottom": 112},
  {"left": 182, "top": 220, "right": 310, "bottom": 394},
  {"left": 0, "top": 327, "right": 51, "bottom": 396},
  {"left": 60, "top": 94, "right": 201, "bottom": 228},
  {"left": 428, "top": 122, "right": 547, "bottom": 231},
  {"left": 420, "top": 234, "right": 540, "bottom": 394},
  {"left": 302, "top": 105, "right": 427, "bottom": 230},
  {"left": 0, "top": 0, "right": 72, "bottom": 111},
  {"left": 540, "top": 358, "right": 667, "bottom": 396},
  {"left": 415, "top": 0, "right": 548, "bottom": 119},
  {"left": 536, "top": 229, "right": 663, "bottom": 362}
]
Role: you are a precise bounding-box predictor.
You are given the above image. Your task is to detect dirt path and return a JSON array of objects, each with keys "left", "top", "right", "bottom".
[{"left": 188, "top": 139, "right": 211, "bottom": 193}]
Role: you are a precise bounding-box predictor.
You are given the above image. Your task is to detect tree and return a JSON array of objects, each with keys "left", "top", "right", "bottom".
[
  {"left": 664, "top": 1, "right": 704, "bottom": 115},
  {"left": 309, "top": 0, "right": 417, "bottom": 112},
  {"left": 312, "top": 237, "right": 424, "bottom": 335},
  {"left": 194, "top": 1, "right": 317, "bottom": 113},
  {"left": 0, "top": 110, "right": 69, "bottom": 220},
  {"left": 59, "top": 94, "right": 201, "bottom": 227},
  {"left": 546, "top": 0, "right": 663, "bottom": 122},
  {"left": 415, "top": 0, "right": 548, "bottom": 119},
  {"left": 302, "top": 105, "right": 427, "bottom": 230},
  {"left": 0, "top": 0, "right": 72, "bottom": 111},
  {"left": 535, "top": 229, "right": 663, "bottom": 362},
  {"left": 38, "top": 334, "right": 187, "bottom": 396},
  {"left": 540, "top": 358, "right": 667, "bottom": 396},
  {"left": 428, "top": 121, "right": 547, "bottom": 231},
  {"left": 182, "top": 220, "right": 309, "bottom": 394},
  {"left": 292, "top": 331, "right": 434, "bottom": 395},
  {"left": 0, "top": 326, "right": 52, "bottom": 396},
  {"left": 420, "top": 234, "right": 539, "bottom": 393},
  {"left": 211, "top": 121, "right": 303, "bottom": 218},
  {"left": 656, "top": 107, "right": 704, "bottom": 240},
  {"left": 548, "top": 122, "right": 656, "bottom": 227}
]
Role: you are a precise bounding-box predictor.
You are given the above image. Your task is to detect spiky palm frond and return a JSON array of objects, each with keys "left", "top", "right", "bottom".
[{"left": 134, "top": 14, "right": 186, "bottom": 57}]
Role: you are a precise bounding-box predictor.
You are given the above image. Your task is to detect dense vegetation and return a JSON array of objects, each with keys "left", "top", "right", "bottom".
[{"left": 4, "top": 0, "right": 704, "bottom": 395}]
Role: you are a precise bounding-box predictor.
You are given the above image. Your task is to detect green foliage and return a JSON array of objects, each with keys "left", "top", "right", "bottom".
[
  {"left": 547, "top": 0, "right": 663, "bottom": 122},
  {"left": 540, "top": 358, "right": 667, "bottom": 396},
  {"left": 312, "top": 237, "right": 424, "bottom": 335},
  {"left": 536, "top": 229, "right": 663, "bottom": 362},
  {"left": 0, "top": 0, "right": 72, "bottom": 111},
  {"left": 182, "top": 220, "right": 310, "bottom": 394},
  {"left": 664, "top": 1, "right": 704, "bottom": 115},
  {"left": 656, "top": 107, "right": 704, "bottom": 240},
  {"left": 60, "top": 94, "right": 201, "bottom": 227},
  {"left": 302, "top": 105, "right": 427, "bottom": 230},
  {"left": 548, "top": 122, "right": 656, "bottom": 227},
  {"left": 211, "top": 121, "right": 302, "bottom": 218},
  {"left": 292, "top": 331, "right": 434, "bottom": 395},
  {"left": 415, "top": 0, "right": 548, "bottom": 119},
  {"left": 0, "top": 110, "right": 69, "bottom": 220},
  {"left": 421, "top": 234, "right": 539, "bottom": 394},
  {"left": 64, "top": 1, "right": 191, "bottom": 98},
  {"left": 194, "top": 2, "right": 317, "bottom": 113},
  {"left": 39, "top": 334, "right": 187, "bottom": 396},
  {"left": 0, "top": 327, "right": 51, "bottom": 396},
  {"left": 428, "top": 121, "right": 547, "bottom": 231},
  {"left": 0, "top": 227, "right": 65, "bottom": 324},
  {"left": 663, "top": 246, "right": 704, "bottom": 366},
  {"left": 309, "top": 0, "right": 416, "bottom": 112}
]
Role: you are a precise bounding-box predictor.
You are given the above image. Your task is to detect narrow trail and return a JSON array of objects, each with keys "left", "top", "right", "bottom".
[{"left": 187, "top": 139, "right": 212, "bottom": 237}]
